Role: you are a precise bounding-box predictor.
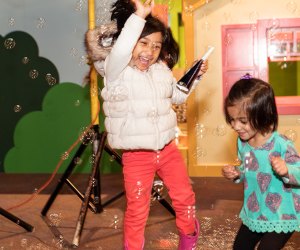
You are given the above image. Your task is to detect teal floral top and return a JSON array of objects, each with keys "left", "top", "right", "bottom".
[{"left": 235, "top": 131, "right": 300, "bottom": 233}]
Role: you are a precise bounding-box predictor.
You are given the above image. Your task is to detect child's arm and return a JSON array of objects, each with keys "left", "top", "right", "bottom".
[
  {"left": 270, "top": 156, "right": 288, "bottom": 177},
  {"left": 132, "top": 0, "right": 154, "bottom": 19},
  {"left": 222, "top": 165, "right": 242, "bottom": 183},
  {"left": 271, "top": 142, "right": 300, "bottom": 186},
  {"left": 171, "top": 60, "right": 209, "bottom": 104},
  {"left": 197, "top": 60, "right": 209, "bottom": 79},
  {"left": 222, "top": 141, "right": 245, "bottom": 183},
  {"left": 104, "top": 0, "right": 153, "bottom": 82}
]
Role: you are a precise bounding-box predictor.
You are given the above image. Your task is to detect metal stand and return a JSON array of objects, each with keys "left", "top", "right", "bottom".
[
  {"left": 41, "top": 125, "right": 122, "bottom": 216},
  {"left": 41, "top": 125, "right": 175, "bottom": 247},
  {"left": 0, "top": 206, "right": 34, "bottom": 232},
  {"left": 151, "top": 180, "right": 175, "bottom": 216}
]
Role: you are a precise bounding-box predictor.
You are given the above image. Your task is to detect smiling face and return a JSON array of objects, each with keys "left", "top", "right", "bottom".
[
  {"left": 129, "top": 31, "right": 162, "bottom": 71},
  {"left": 227, "top": 102, "right": 258, "bottom": 142}
]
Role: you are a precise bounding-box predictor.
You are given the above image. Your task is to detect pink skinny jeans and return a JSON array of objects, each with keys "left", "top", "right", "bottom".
[{"left": 122, "top": 141, "right": 196, "bottom": 250}]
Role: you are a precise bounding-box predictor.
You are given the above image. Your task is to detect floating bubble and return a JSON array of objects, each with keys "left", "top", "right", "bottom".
[
  {"left": 4, "top": 38, "right": 16, "bottom": 49},
  {"left": 280, "top": 61, "right": 290, "bottom": 70},
  {"left": 223, "top": 12, "right": 232, "bottom": 22},
  {"left": 134, "top": 180, "right": 145, "bottom": 200},
  {"left": 14, "top": 105, "right": 22, "bottom": 112},
  {"left": 70, "top": 47, "right": 78, "bottom": 57},
  {"left": 49, "top": 212, "right": 63, "bottom": 227},
  {"left": 74, "top": 157, "right": 82, "bottom": 165},
  {"left": 167, "top": 0, "right": 175, "bottom": 11},
  {"left": 234, "top": 157, "right": 242, "bottom": 166},
  {"left": 36, "top": 17, "right": 46, "bottom": 29},
  {"left": 29, "top": 69, "right": 39, "bottom": 79},
  {"left": 194, "top": 147, "right": 207, "bottom": 158},
  {"left": 250, "top": 24, "right": 257, "bottom": 31},
  {"left": 202, "top": 20, "right": 211, "bottom": 31},
  {"left": 284, "top": 129, "right": 297, "bottom": 142},
  {"left": 45, "top": 73, "right": 52, "bottom": 81},
  {"left": 95, "top": 0, "right": 112, "bottom": 25},
  {"left": 89, "top": 153, "right": 96, "bottom": 165},
  {"left": 90, "top": 85, "right": 99, "bottom": 96},
  {"left": 268, "top": 18, "right": 280, "bottom": 30},
  {"left": 286, "top": 1, "right": 298, "bottom": 13},
  {"left": 249, "top": 11, "right": 259, "bottom": 22},
  {"left": 224, "top": 34, "right": 233, "bottom": 46},
  {"left": 20, "top": 238, "right": 28, "bottom": 248},
  {"left": 196, "top": 123, "right": 207, "bottom": 139},
  {"left": 111, "top": 214, "right": 119, "bottom": 229},
  {"left": 184, "top": 205, "right": 196, "bottom": 220},
  {"left": 55, "top": 234, "right": 64, "bottom": 249},
  {"left": 75, "top": 0, "right": 83, "bottom": 11},
  {"left": 79, "top": 127, "right": 95, "bottom": 145},
  {"left": 148, "top": 109, "right": 159, "bottom": 123},
  {"left": 8, "top": 17, "right": 15, "bottom": 26},
  {"left": 61, "top": 152, "right": 69, "bottom": 160},
  {"left": 74, "top": 100, "right": 81, "bottom": 107},
  {"left": 109, "top": 155, "right": 116, "bottom": 162},
  {"left": 213, "top": 124, "right": 227, "bottom": 136},
  {"left": 45, "top": 73, "right": 57, "bottom": 86},
  {"left": 79, "top": 54, "right": 88, "bottom": 66},
  {"left": 22, "top": 57, "right": 29, "bottom": 64},
  {"left": 183, "top": 4, "right": 193, "bottom": 16}
]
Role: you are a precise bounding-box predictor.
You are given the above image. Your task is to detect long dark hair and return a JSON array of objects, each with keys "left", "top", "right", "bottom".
[
  {"left": 224, "top": 77, "right": 278, "bottom": 134},
  {"left": 110, "top": 0, "right": 179, "bottom": 68}
]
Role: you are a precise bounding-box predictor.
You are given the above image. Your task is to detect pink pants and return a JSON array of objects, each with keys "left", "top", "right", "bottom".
[{"left": 122, "top": 141, "right": 196, "bottom": 250}]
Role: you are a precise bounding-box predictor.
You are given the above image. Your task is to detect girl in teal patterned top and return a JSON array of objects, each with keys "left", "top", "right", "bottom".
[{"left": 222, "top": 74, "right": 300, "bottom": 250}]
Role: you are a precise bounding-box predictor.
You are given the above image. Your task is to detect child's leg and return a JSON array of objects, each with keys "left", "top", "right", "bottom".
[
  {"left": 233, "top": 224, "right": 262, "bottom": 250},
  {"left": 156, "top": 142, "right": 196, "bottom": 235},
  {"left": 122, "top": 151, "right": 156, "bottom": 250},
  {"left": 257, "top": 231, "right": 293, "bottom": 250}
]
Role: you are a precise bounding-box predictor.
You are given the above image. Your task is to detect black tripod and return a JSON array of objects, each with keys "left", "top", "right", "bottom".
[
  {"left": 0, "top": 206, "right": 34, "bottom": 232},
  {"left": 41, "top": 125, "right": 175, "bottom": 247}
]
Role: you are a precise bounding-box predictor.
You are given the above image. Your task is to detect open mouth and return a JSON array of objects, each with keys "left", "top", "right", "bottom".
[{"left": 139, "top": 56, "right": 151, "bottom": 66}]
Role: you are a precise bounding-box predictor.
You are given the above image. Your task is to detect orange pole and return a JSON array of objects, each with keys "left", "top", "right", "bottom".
[{"left": 88, "top": 0, "right": 99, "bottom": 125}]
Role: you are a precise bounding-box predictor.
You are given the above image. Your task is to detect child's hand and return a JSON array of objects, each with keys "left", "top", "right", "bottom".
[
  {"left": 270, "top": 156, "right": 288, "bottom": 177},
  {"left": 222, "top": 165, "right": 240, "bottom": 181},
  {"left": 198, "top": 60, "right": 208, "bottom": 78},
  {"left": 132, "top": 0, "right": 154, "bottom": 19}
]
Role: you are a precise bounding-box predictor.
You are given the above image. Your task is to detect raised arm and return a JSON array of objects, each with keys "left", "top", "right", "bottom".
[{"left": 104, "top": 0, "right": 154, "bottom": 83}]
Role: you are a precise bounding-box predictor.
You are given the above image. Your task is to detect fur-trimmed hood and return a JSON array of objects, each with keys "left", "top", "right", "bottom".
[{"left": 85, "top": 21, "right": 118, "bottom": 62}]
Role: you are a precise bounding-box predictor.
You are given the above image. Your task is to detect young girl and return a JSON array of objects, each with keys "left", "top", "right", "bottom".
[
  {"left": 90, "top": 0, "right": 208, "bottom": 249},
  {"left": 222, "top": 74, "right": 300, "bottom": 250}
]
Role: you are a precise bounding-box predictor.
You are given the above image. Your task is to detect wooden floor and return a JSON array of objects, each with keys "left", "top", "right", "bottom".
[{"left": 0, "top": 173, "right": 299, "bottom": 249}]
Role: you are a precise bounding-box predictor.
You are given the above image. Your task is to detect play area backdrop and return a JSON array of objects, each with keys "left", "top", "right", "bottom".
[
  {"left": 0, "top": 0, "right": 183, "bottom": 174},
  {"left": 0, "top": 0, "right": 120, "bottom": 174}
]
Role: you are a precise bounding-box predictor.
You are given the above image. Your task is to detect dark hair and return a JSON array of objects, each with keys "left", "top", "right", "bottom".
[
  {"left": 110, "top": 0, "right": 179, "bottom": 68},
  {"left": 224, "top": 77, "right": 278, "bottom": 134}
]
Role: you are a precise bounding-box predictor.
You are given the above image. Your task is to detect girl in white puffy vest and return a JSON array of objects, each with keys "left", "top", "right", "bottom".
[{"left": 87, "top": 0, "right": 208, "bottom": 249}]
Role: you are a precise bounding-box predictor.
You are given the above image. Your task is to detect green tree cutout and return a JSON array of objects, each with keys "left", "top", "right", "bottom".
[
  {"left": 0, "top": 31, "right": 59, "bottom": 172},
  {"left": 1, "top": 31, "right": 121, "bottom": 174},
  {"left": 5, "top": 82, "right": 121, "bottom": 173}
]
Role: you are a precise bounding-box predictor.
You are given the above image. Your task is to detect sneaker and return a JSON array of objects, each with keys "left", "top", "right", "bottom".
[{"left": 178, "top": 219, "right": 200, "bottom": 250}]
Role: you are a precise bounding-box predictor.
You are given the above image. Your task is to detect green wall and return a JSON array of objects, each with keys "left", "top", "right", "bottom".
[{"left": 269, "top": 61, "right": 298, "bottom": 96}]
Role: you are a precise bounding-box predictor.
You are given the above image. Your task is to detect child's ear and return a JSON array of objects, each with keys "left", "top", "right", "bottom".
[{"left": 85, "top": 21, "right": 118, "bottom": 62}]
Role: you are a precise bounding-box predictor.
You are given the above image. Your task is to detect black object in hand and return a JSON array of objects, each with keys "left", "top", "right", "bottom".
[{"left": 176, "top": 46, "right": 214, "bottom": 93}]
